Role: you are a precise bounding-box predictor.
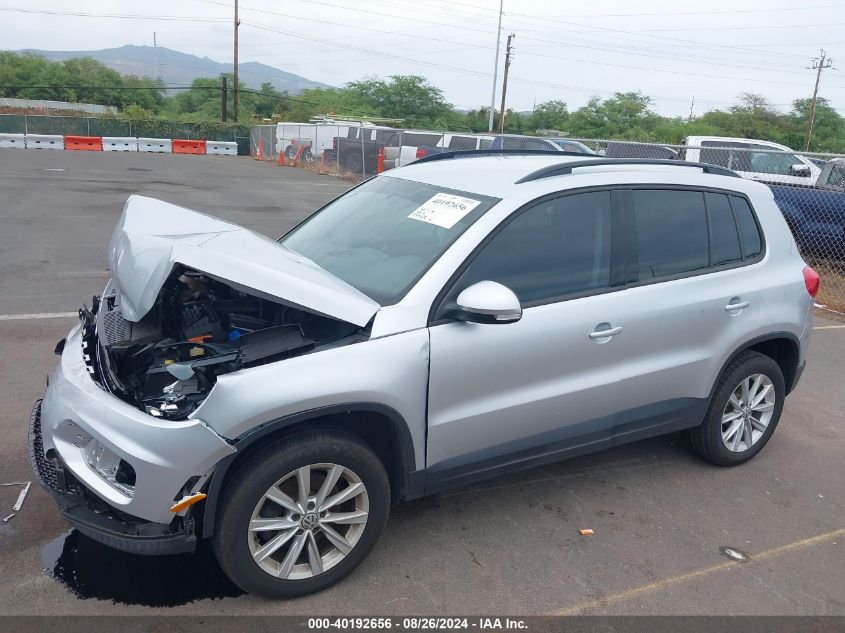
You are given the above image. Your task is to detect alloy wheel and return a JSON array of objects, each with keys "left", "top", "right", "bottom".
[
  {"left": 247, "top": 463, "right": 369, "bottom": 580},
  {"left": 721, "top": 373, "right": 776, "bottom": 452}
]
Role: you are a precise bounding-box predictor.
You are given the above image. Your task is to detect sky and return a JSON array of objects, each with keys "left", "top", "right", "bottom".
[{"left": 2, "top": 0, "right": 844, "bottom": 118}]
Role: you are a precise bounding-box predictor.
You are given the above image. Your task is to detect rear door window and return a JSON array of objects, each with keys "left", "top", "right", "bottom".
[
  {"left": 700, "top": 141, "right": 749, "bottom": 170},
  {"left": 631, "top": 190, "right": 709, "bottom": 279}
]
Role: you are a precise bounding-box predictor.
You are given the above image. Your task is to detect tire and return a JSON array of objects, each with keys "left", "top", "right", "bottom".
[
  {"left": 284, "top": 145, "right": 296, "bottom": 161},
  {"left": 212, "top": 429, "right": 390, "bottom": 598},
  {"left": 684, "top": 351, "right": 785, "bottom": 467}
]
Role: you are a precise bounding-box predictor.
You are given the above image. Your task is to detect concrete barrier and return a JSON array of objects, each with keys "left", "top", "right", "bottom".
[
  {"left": 102, "top": 137, "right": 138, "bottom": 152},
  {"left": 206, "top": 141, "right": 238, "bottom": 156},
  {"left": 25, "top": 134, "right": 63, "bottom": 150},
  {"left": 137, "top": 138, "right": 172, "bottom": 153},
  {"left": 0, "top": 133, "right": 26, "bottom": 149}
]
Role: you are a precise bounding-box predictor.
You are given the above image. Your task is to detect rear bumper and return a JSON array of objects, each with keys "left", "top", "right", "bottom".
[{"left": 30, "top": 400, "right": 198, "bottom": 555}]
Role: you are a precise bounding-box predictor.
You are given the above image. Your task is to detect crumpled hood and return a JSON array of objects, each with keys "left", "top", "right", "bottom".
[{"left": 107, "top": 195, "right": 380, "bottom": 327}]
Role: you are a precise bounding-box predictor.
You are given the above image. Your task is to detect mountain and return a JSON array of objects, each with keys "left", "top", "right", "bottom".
[{"left": 19, "top": 45, "right": 331, "bottom": 94}]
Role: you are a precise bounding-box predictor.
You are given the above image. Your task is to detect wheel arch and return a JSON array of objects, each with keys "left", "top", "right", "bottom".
[
  {"left": 711, "top": 332, "right": 801, "bottom": 401},
  {"left": 197, "top": 403, "right": 423, "bottom": 540}
]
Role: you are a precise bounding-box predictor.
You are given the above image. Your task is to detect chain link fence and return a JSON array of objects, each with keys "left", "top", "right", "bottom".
[
  {"left": 0, "top": 114, "right": 252, "bottom": 154},
  {"left": 250, "top": 123, "right": 489, "bottom": 181}
]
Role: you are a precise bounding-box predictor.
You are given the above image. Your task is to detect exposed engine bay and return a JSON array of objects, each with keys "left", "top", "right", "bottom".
[{"left": 82, "top": 267, "right": 364, "bottom": 420}]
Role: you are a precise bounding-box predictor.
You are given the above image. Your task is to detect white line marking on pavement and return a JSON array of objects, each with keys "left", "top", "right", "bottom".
[
  {"left": 813, "top": 325, "right": 845, "bottom": 330},
  {"left": 0, "top": 312, "right": 78, "bottom": 321}
]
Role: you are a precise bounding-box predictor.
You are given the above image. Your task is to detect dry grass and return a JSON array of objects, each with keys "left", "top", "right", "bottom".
[{"left": 807, "top": 257, "right": 845, "bottom": 316}]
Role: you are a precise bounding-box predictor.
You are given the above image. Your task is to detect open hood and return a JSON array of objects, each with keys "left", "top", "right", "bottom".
[{"left": 107, "top": 195, "right": 380, "bottom": 327}]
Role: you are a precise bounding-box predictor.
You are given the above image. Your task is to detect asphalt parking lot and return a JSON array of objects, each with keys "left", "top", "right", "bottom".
[{"left": 0, "top": 149, "right": 843, "bottom": 616}]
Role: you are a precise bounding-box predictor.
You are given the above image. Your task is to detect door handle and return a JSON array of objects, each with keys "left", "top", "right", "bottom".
[
  {"left": 725, "top": 300, "right": 749, "bottom": 312},
  {"left": 589, "top": 326, "right": 623, "bottom": 339}
]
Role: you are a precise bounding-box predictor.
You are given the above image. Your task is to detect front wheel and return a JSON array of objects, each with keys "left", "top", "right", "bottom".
[
  {"left": 212, "top": 430, "right": 390, "bottom": 598},
  {"left": 684, "top": 351, "right": 785, "bottom": 466}
]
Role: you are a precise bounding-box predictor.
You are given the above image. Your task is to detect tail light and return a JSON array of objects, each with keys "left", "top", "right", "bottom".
[
  {"left": 803, "top": 266, "right": 820, "bottom": 298},
  {"left": 416, "top": 148, "right": 427, "bottom": 159}
]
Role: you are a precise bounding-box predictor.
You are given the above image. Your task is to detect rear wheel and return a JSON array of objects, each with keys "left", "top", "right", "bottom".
[
  {"left": 212, "top": 430, "right": 390, "bottom": 598},
  {"left": 684, "top": 351, "right": 785, "bottom": 466}
]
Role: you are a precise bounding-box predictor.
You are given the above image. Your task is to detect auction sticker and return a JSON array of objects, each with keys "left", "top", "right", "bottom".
[{"left": 407, "top": 193, "right": 482, "bottom": 229}]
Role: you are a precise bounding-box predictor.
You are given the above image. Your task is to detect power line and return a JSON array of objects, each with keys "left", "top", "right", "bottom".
[{"left": 0, "top": 7, "right": 227, "bottom": 22}]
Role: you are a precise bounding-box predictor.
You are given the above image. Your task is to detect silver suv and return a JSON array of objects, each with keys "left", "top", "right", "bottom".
[{"left": 31, "top": 154, "right": 818, "bottom": 598}]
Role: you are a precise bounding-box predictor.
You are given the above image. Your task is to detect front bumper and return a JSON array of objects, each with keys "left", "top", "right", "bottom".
[
  {"left": 35, "top": 320, "right": 236, "bottom": 526},
  {"left": 30, "top": 400, "right": 198, "bottom": 555}
]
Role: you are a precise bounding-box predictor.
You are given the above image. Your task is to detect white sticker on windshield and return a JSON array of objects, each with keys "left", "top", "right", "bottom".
[{"left": 407, "top": 193, "right": 482, "bottom": 229}]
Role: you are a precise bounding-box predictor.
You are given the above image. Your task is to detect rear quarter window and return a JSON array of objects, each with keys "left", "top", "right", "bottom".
[{"left": 730, "top": 196, "right": 763, "bottom": 258}]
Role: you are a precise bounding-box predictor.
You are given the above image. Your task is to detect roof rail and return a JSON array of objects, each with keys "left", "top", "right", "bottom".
[
  {"left": 515, "top": 158, "right": 740, "bottom": 183},
  {"left": 412, "top": 149, "right": 587, "bottom": 164}
]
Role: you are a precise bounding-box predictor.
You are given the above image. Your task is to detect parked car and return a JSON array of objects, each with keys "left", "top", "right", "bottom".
[
  {"left": 412, "top": 133, "right": 495, "bottom": 162},
  {"left": 548, "top": 138, "right": 597, "bottom": 155},
  {"left": 489, "top": 134, "right": 563, "bottom": 151},
  {"left": 604, "top": 141, "right": 678, "bottom": 160},
  {"left": 382, "top": 131, "right": 446, "bottom": 169},
  {"left": 770, "top": 159, "right": 845, "bottom": 257},
  {"left": 32, "top": 154, "right": 816, "bottom": 599},
  {"left": 682, "top": 136, "right": 820, "bottom": 187}
]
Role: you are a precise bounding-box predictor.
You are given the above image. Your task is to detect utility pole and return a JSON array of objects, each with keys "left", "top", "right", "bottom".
[
  {"left": 497, "top": 34, "right": 515, "bottom": 134},
  {"left": 221, "top": 75, "right": 228, "bottom": 123},
  {"left": 153, "top": 32, "right": 158, "bottom": 81},
  {"left": 233, "top": 0, "right": 240, "bottom": 122},
  {"left": 688, "top": 95, "right": 695, "bottom": 122},
  {"left": 803, "top": 49, "right": 833, "bottom": 151},
  {"left": 487, "top": 0, "right": 504, "bottom": 132}
]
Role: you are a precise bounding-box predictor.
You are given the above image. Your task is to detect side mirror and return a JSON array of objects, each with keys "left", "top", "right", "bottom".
[
  {"left": 790, "top": 163, "right": 811, "bottom": 177},
  {"left": 455, "top": 281, "right": 522, "bottom": 324}
]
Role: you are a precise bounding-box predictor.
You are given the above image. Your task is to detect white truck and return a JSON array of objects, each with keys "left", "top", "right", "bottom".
[{"left": 682, "top": 136, "right": 821, "bottom": 187}]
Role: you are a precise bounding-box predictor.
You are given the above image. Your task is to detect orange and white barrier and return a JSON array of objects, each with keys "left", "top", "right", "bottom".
[
  {"left": 3, "top": 134, "right": 238, "bottom": 156},
  {"left": 65, "top": 136, "right": 103, "bottom": 151},
  {"left": 172, "top": 139, "right": 206, "bottom": 155}
]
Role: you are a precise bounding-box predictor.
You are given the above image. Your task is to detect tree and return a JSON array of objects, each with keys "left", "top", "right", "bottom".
[
  {"left": 524, "top": 100, "right": 569, "bottom": 133},
  {"left": 346, "top": 75, "right": 452, "bottom": 127},
  {"left": 789, "top": 97, "right": 844, "bottom": 152}
]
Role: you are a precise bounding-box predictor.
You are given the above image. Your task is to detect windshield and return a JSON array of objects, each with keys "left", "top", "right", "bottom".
[{"left": 280, "top": 176, "right": 499, "bottom": 304}]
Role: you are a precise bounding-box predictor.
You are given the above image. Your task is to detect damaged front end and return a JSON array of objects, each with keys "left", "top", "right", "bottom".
[{"left": 85, "top": 267, "right": 364, "bottom": 421}]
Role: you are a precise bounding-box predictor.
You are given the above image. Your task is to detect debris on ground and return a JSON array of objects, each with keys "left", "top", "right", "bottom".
[
  {"left": 2, "top": 514, "right": 14, "bottom": 523},
  {"left": 13, "top": 481, "right": 31, "bottom": 512},
  {"left": 579, "top": 529, "right": 595, "bottom": 536}
]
